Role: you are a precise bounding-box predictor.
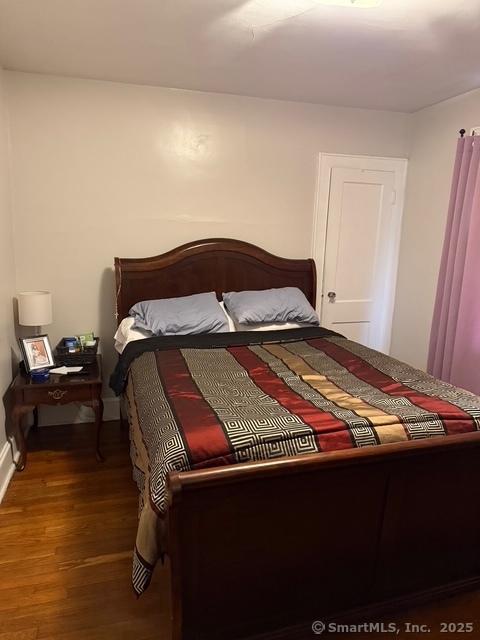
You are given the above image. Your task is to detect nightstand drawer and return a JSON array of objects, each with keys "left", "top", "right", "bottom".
[{"left": 23, "top": 385, "right": 94, "bottom": 406}]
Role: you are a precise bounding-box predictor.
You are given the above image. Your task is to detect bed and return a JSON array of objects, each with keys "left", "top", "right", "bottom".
[{"left": 112, "top": 238, "right": 480, "bottom": 640}]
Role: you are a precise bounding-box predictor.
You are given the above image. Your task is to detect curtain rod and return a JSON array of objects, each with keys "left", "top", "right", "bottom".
[{"left": 459, "top": 129, "right": 466, "bottom": 138}]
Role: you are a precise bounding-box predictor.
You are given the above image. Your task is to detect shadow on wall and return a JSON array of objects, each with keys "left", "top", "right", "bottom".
[
  {"left": 99, "top": 267, "right": 118, "bottom": 399},
  {"left": 10, "top": 298, "right": 21, "bottom": 373},
  {"left": 2, "top": 301, "right": 22, "bottom": 453},
  {"left": 2, "top": 350, "right": 15, "bottom": 445}
]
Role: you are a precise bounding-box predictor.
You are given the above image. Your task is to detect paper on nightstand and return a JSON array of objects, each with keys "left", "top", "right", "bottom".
[{"left": 50, "top": 366, "right": 83, "bottom": 375}]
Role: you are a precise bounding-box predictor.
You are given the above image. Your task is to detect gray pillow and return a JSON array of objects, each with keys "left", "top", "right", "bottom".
[
  {"left": 223, "top": 287, "right": 319, "bottom": 326},
  {"left": 130, "top": 292, "right": 228, "bottom": 336}
]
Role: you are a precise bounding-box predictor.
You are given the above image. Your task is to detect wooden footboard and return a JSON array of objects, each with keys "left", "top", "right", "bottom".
[{"left": 166, "top": 432, "right": 480, "bottom": 640}]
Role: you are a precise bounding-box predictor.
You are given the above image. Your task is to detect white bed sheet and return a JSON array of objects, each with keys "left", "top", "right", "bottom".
[{"left": 114, "top": 318, "right": 152, "bottom": 354}]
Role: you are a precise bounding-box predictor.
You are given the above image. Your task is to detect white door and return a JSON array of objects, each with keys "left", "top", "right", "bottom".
[{"left": 313, "top": 154, "right": 407, "bottom": 353}]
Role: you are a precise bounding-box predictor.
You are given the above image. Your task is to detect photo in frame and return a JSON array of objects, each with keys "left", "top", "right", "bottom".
[{"left": 19, "top": 335, "right": 55, "bottom": 373}]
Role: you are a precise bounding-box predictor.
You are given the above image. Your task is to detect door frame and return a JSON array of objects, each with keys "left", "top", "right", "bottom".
[{"left": 312, "top": 153, "right": 408, "bottom": 354}]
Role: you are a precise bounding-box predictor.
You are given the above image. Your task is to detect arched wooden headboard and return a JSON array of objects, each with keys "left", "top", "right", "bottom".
[{"left": 114, "top": 238, "right": 316, "bottom": 323}]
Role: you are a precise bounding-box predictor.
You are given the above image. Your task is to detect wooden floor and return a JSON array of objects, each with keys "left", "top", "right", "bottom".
[
  {"left": 1, "top": 421, "right": 479, "bottom": 640},
  {"left": 0, "top": 421, "right": 169, "bottom": 640}
]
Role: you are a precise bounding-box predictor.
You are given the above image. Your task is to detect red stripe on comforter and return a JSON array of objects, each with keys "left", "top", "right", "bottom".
[{"left": 155, "top": 350, "right": 234, "bottom": 467}]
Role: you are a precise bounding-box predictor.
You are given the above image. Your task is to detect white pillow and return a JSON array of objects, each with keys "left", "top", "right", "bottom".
[
  {"left": 114, "top": 317, "right": 152, "bottom": 354},
  {"left": 234, "top": 321, "right": 314, "bottom": 332},
  {"left": 219, "top": 301, "right": 236, "bottom": 332}
]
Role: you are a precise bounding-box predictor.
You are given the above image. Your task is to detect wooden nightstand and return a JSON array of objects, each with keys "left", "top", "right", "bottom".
[{"left": 11, "top": 355, "right": 104, "bottom": 471}]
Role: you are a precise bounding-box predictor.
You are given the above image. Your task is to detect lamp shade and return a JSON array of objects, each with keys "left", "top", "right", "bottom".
[{"left": 18, "top": 291, "right": 53, "bottom": 327}]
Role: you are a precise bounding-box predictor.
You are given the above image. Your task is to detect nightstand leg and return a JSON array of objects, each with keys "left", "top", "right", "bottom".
[
  {"left": 93, "top": 398, "right": 105, "bottom": 462},
  {"left": 12, "top": 407, "right": 27, "bottom": 471}
]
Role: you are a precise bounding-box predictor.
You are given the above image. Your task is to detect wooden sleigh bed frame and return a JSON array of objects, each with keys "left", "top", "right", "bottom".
[{"left": 115, "top": 238, "right": 480, "bottom": 640}]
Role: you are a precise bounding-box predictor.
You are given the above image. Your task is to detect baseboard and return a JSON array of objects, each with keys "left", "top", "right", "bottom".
[
  {"left": 0, "top": 438, "right": 18, "bottom": 503},
  {"left": 38, "top": 396, "right": 120, "bottom": 427}
]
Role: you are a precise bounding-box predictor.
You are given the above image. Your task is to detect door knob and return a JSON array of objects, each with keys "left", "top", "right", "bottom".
[{"left": 327, "top": 291, "right": 336, "bottom": 302}]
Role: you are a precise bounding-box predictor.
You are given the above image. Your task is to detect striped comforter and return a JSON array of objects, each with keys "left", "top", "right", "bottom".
[{"left": 111, "top": 328, "right": 480, "bottom": 595}]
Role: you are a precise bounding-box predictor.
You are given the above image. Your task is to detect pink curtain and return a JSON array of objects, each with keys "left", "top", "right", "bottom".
[{"left": 428, "top": 135, "right": 480, "bottom": 394}]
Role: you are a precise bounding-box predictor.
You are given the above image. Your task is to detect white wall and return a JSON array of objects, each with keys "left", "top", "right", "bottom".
[
  {"left": 5, "top": 71, "right": 411, "bottom": 410},
  {"left": 0, "top": 67, "right": 16, "bottom": 498},
  {"left": 391, "top": 88, "right": 480, "bottom": 370}
]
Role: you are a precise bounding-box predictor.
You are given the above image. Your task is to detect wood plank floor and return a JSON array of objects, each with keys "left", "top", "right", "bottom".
[
  {"left": 0, "top": 421, "right": 169, "bottom": 640},
  {"left": 1, "top": 421, "right": 479, "bottom": 639}
]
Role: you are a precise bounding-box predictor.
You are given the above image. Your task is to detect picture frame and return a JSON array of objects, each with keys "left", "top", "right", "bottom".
[{"left": 19, "top": 334, "right": 55, "bottom": 373}]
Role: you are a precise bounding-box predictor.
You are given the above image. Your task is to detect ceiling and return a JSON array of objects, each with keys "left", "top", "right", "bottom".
[{"left": 0, "top": 0, "right": 479, "bottom": 112}]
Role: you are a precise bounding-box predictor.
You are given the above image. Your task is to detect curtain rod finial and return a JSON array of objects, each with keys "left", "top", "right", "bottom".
[{"left": 459, "top": 129, "right": 466, "bottom": 138}]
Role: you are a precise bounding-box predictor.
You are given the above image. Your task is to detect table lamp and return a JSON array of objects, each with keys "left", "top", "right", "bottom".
[{"left": 18, "top": 291, "right": 53, "bottom": 335}]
